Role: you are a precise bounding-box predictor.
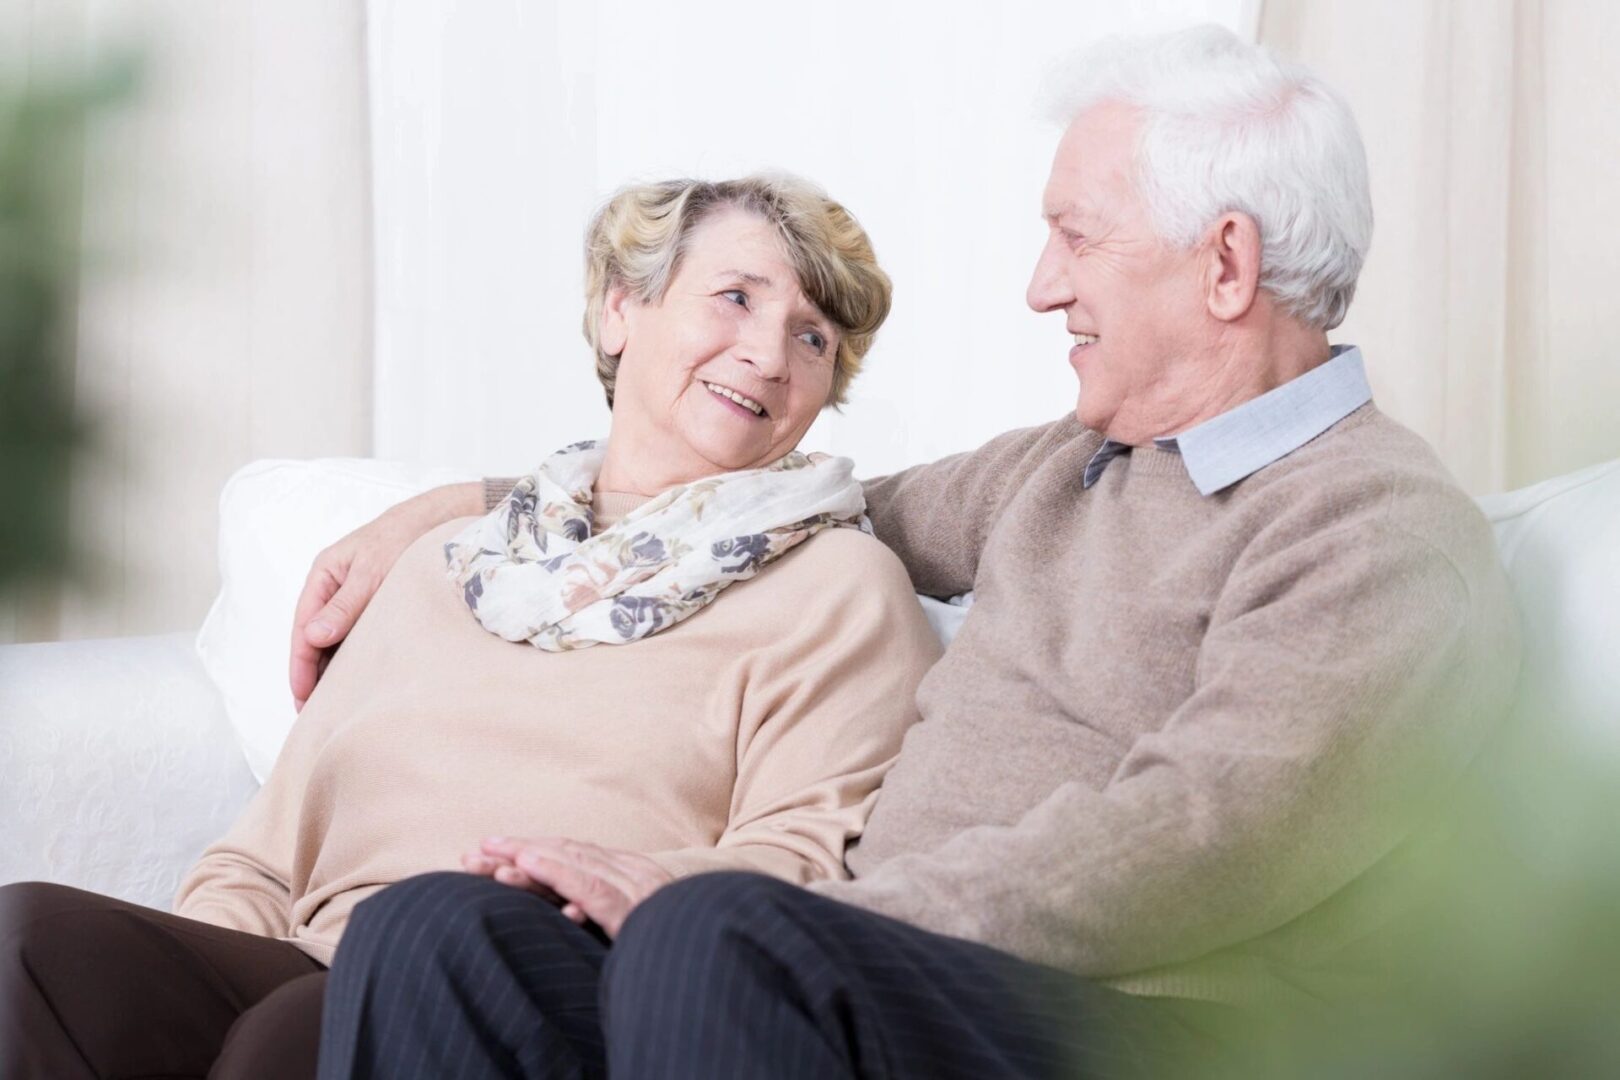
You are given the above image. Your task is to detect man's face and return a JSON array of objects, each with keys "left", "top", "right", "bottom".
[{"left": 1026, "top": 102, "right": 1209, "bottom": 441}]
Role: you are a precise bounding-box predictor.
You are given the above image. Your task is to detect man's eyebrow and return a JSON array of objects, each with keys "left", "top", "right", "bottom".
[
  {"left": 715, "top": 269, "right": 774, "bottom": 288},
  {"left": 1044, "top": 203, "right": 1095, "bottom": 226}
]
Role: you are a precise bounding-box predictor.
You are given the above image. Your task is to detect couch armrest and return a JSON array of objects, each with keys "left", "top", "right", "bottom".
[{"left": 0, "top": 632, "right": 257, "bottom": 910}]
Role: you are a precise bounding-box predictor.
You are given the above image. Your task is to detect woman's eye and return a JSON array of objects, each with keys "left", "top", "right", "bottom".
[
  {"left": 799, "top": 331, "right": 827, "bottom": 354},
  {"left": 721, "top": 289, "right": 748, "bottom": 308}
]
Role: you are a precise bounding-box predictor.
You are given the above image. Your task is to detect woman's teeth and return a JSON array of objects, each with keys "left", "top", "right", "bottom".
[
  {"left": 705, "top": 382, "right": 765, "bottom": 416},
  {"left": 1072, "top": 333, "right": 1100, "bottom": 346}
]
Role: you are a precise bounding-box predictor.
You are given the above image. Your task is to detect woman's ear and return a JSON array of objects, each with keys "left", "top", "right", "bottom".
[
  {"left": 599, "top": 284, "right": 631, "bottom": 357},
  {"left": 1204, "top": 212, "right": 1262, "bottom": 323}
]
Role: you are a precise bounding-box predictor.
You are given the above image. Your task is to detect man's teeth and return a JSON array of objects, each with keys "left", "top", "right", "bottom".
[
  {"left": 1073, "top": 333, "right": 1100, "bottom": 346},
  {"left": 705, "top": 382, "right": 765, "bottom": 416}
]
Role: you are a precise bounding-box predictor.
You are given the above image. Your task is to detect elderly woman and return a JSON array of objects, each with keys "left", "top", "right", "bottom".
[{"left": 0, "top": 175, "right": 941, "bottom": 1079}]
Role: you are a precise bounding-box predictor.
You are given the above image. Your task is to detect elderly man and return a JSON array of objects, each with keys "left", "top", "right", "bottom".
[{"left": 299, "top": 25, "right": 1518, "bottom": 1079}]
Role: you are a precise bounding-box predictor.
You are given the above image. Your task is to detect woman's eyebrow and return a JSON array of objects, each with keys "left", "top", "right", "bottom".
[{"left": 714, "top": 269, "right": 775, "bottom": 288}]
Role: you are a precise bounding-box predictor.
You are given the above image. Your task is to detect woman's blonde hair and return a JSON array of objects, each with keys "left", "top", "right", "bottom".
[{"left": 582, "top": 174, "right": 891, "bottom": 409}]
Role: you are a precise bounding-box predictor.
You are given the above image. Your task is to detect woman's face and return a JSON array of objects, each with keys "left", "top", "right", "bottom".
[{"left": 601, "top": 208, "right": 840, "bottom": 484}]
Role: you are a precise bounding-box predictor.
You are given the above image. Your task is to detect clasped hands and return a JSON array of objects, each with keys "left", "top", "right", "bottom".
[{"left": 462, "top": 836, "right": 673, "bottom": 939}]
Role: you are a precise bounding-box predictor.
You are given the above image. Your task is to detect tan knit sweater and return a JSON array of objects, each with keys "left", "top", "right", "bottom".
[
  {"left": 810, "top": 404, "right": 1522, "bottom": 1009},
  {"left": 175, "top": 494, "right": 941, "bottom": 965}
]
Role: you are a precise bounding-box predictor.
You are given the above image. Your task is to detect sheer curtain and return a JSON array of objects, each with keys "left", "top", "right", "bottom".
[
  {"left": 365, "top": 0, "right": 1252, "bottom": 478},
  {"left": 1260, "top": 0, "right": 1620, "bottom": 493},
  {"left": 0, "top": 0, "right": 373, "bottom": 643}
]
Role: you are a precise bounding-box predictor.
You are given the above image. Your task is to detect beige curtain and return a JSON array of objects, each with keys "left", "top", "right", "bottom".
[
  {"left": 1260, "top": 0, "right": 1620, "bottom": 494},
  {"left": 0, "top": 0, "right": 372, "bottom": 643}
]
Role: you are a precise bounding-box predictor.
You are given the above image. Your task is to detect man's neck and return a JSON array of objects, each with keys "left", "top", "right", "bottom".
[{"left": 1108, "top": 319, "right": 1332, "bottom": 445}]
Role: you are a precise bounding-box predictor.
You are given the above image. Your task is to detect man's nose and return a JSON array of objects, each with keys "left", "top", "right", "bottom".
[{"left": 1025, "top": 239, "right": 1073, "bottom": 314}]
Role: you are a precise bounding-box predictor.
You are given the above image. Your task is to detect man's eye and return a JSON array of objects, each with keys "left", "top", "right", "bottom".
[{"left": 721, "top": 289, "right": 748, "bottom": 308}]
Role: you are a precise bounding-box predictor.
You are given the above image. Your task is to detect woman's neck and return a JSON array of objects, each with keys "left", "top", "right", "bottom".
[{"left": 594, "top": 420, "right": 712, "bottom": 496}]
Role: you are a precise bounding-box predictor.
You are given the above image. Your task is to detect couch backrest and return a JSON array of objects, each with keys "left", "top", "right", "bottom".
[{"left": 1476, "top": 459, "right": 1620, "bottom": 742}]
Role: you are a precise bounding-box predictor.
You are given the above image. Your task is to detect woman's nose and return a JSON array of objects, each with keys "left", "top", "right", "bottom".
[{"left": 734, "top": 327, "right": 791, "bottom": 380}]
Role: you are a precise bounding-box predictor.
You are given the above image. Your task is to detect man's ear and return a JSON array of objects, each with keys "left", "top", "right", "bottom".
[
  {"left": 599, "top": 284, "right": 632, "bottom": 356},
  {"left": 1204, "top": 212, "right": 1262, "bottom": 323}
]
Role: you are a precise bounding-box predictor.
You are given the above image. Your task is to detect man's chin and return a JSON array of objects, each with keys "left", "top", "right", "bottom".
[{"left": 1074, "top": 391, "right": 1110, "bottom": 434}]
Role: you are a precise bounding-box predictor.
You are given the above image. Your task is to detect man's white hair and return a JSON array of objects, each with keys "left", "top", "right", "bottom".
[{"left": 1044, "top": 24, "right": 1372, "bottom": 330}]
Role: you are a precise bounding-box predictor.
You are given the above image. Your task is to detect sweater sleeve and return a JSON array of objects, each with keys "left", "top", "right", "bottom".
[
  {"left": 172, "top": 792, "right": 296, "bottom": 938},
  {"left": 860, "top": 420, "right": 1067, "bottom": 598},
  {"left": 810, "top": 509, "right": 1521, "bottom": 976},
  {"left": 483, "top": 477, "right": 520, "bottom": 511},
  {"left": 648, "top": 532, "right": 943, "bottom": 885},
  {"left": 172, "top": 694, "right": 338, "bottom": 936}
]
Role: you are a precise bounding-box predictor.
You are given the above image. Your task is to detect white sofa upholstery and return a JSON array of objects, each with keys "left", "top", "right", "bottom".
[
  {"left": 2, "top": 457, "right": 1616, "bottom": 912},
  {"left": 0, "top": 632, "right": 254, "bottom": 910}
]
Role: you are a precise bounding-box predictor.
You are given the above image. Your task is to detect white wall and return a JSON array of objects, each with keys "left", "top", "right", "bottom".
[
  {"left": 368, "top": 0, "right": 1251, "bottom": 478},
  {"left": 0, "top": 0, "right": 372, "bottom": 643}
]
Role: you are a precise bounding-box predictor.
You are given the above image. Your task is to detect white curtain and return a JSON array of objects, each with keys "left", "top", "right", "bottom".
[
  {"left": 366, "top": 0, "right": 1251, "bottom": 478},
  {"left": 0, "top": 0, "right": 373, "bottom": 643},
  {"left": 1261, "top": 0, "right": 1620, "bottom": 493}
]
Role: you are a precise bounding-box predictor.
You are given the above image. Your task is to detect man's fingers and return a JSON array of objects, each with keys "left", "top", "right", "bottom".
[
  {"left": 289, "top": 565, "right": 343, "bottom": 705},
  {"left": 307, "top": 572, "right": 375, "bottom": 647}
]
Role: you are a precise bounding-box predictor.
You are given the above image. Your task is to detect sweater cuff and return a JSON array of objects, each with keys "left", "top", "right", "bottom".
[
  {"left": 647, "top": 846, "right": 830, "bottom": 885},
  {"left": 482, "top": 477, "right": 519, "bottom": 513}
]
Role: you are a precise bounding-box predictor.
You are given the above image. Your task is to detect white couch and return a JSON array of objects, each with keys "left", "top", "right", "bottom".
[{"left": 2, "top": 456, "right": 1617, "bottom": 912}]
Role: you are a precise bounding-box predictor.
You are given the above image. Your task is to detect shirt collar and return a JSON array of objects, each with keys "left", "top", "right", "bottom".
[{"left": 1082, "top": 345, "right": 1373, "bottom": 496}]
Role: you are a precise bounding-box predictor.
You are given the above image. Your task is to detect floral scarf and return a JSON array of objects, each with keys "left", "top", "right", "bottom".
[{"left": 444, "top": 440, "right": 869, "bottom": 650}]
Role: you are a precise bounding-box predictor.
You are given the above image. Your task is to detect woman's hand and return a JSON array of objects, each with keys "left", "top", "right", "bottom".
[
  {"left": 463, "top": 837, "right": 674, "bottom": 939},
  {"left": 289, "top": 482, "right": 484, "bottom": 709}
]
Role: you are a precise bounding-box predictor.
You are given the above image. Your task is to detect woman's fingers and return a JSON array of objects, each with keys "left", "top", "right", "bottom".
[
  {"left": 462, "top": 852, "right": 503, "bottom": 875},
  {"left": 512, "top": 850, "right": 632, "bottom": 935},
  {"left": 487, "top": 838, "right": 641, "bottom": 900},
  {"left": 476, "top": 837, "right": 673, "bottom": 936},
  {"left": 464, "top": 848, "right": 566, "bottom": 903}
]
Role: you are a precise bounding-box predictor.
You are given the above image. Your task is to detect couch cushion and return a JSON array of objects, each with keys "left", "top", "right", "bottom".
[
  {"left": 1478, "top": 458, "right": 1620, "bottom": 742},
  {"left": 196, "top": 459, "right": 477, "bottom": 782},
  {"left": 0, "top": 632, "right": 255, "bottom": 909}
]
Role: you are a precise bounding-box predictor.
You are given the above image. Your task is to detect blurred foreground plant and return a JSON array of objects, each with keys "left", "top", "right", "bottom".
[
  {"left": 1185, "top": 712, "right": 1620, "bottom": 1080},
  {"left": 0, "top": 59, "right": 133, "bottom": 598}
]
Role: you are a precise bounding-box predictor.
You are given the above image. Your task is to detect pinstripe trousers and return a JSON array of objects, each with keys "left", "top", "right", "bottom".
[{"left": 319, "top": 871, "right": 1234, "bottom": 1080}]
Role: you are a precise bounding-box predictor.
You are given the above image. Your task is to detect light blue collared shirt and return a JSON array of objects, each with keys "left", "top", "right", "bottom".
[{"left": 1081, "top": 345, "right": 1373, "bottom": 496}]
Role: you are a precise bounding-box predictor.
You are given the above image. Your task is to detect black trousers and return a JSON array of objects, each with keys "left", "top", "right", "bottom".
[
  {"left": 321, "top": 871, "right": 1238, "bottom": 1079},
  {"left": 0, "top": 881, "right": 326, "bottom": 1079}
]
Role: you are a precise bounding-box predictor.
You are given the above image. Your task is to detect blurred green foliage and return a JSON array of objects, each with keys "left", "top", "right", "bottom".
[
  {"left": 1179, "top": 713, "right": 1620, "bottom": 1080},
  {"left": 0, "top": 59, "right": 133, "bottom": 597}
]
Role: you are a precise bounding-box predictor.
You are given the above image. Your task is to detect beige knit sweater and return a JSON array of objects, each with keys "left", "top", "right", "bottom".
[
  {"left": 175, "top": 494, "right": 941, "bottom": 965},
  {"left": 810, "top": 404, "right": 1522, "bottom": 1009}
]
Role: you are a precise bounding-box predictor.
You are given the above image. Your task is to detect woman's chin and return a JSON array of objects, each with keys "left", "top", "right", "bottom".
[{"left": 679, "top": 434, "right": 775, "bottom": 475}]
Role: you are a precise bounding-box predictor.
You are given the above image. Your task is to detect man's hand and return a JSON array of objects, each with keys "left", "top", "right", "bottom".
[
  {"left": 464, "top": 837, "right": 674, "bottom": 938},
  {"left": 289, "top": 481, "right": 484, "bottom": 709}
]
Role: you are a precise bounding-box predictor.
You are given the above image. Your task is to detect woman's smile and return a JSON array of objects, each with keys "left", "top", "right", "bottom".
[{"left": 701, "top": 380, "right": 770, "bottom": 419}]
